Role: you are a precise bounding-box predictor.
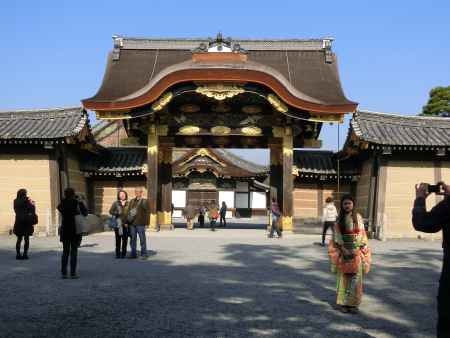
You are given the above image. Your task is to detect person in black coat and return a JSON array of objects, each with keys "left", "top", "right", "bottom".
[
  {"left": 413, "top": 182, "right": 450, "bottom": 338},
  {"left": 13, "top": 189, "right": 37, "bottom": 260},
  {"left": 57, "top": 188, "right": 87, "bottom": 279}
]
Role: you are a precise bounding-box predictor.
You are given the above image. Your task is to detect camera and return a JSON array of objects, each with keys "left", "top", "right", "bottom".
[{"left": 427, "top": 183, "right": 445, "bottom": 195}]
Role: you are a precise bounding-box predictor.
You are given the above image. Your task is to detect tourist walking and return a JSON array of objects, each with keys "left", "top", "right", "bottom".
[
  {"left": 220, "top": 201, "right": 227, "bottom": 227},
  {"left": 109, "top": 190, "right": 129, "bottom": 259},
  {"left": 269, "top": 197, "right": 282, "bottom": 238},
  {"left": 183, "top": 204, "right": 196, "bottom": 230},
  {"left": 208, "top": 203, "right": 219, "bottom": 231},
  {"left": 126, "top": 187, "right": 149, "bottom": 259},
  {"left": 328, "top": 194, "right": 371, "bottom": 314},
  {"left": 322, "top": 197, "right": 338, "bottom": 246},
  {"left": 13, "top": 189, "right": 37, "bottom": 260},
  {"left": 58, "top": 188, "right": 88, "bottom": 279},
  {"left": 413, "top": 182, "right": 450, "bottom": 338}
]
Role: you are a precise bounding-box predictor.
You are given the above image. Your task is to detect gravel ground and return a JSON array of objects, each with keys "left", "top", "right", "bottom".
[{"left": 0, "top": 227, "right": 443, "bottom": 338}]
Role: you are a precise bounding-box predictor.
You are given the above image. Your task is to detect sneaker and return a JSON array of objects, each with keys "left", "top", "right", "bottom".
[
  {"left": 16, "top": 254, "right": 22, "bottom": 260},
  {"left": 348, "top": 307, "right": 359, "bottom": 314},
  {"left": 22, "top": 254, "right": 29, "bottom": 260},
  {"left": 70, "top": 274, "right": 80, "bottom": 279},
  {"left": 339, "top": 306, "right": 350, "bottom": 313},
  {"left": 61, "top": 274, "right": 68, "bottom": 279}
]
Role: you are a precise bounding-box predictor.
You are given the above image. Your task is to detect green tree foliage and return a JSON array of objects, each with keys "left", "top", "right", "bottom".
[{"left": 422, "top": 86, "right": 450, "bottom": 117}]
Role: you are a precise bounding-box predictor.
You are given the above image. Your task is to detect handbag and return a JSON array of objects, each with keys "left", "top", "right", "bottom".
[
  {"left": 27, "top": 213, "right": 38, "bottom": 226},
  {"left": 127, "top": 207, "right": 138, "bottom": 224},
  {"left": 75, "top": 203, "right": 88, "bottom": 235},
  {"left": 127, "top": 199, "right": 141, "bottom": 224},
  {"left": 110, "top": 216, "right": 118, "bottom": 229}
]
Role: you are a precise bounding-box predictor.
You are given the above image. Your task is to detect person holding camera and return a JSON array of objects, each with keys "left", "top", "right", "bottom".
[
  {"left": 413, "top": 182, "right": 450, "bottom": 338},
  {"left": 58, "top": 188, "right": 88, "bottom": 279}
]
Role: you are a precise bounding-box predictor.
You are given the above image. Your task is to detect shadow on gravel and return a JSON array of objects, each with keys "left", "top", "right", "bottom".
[{"left": 0, "top": 240, "right": 442, "bottom": 337}]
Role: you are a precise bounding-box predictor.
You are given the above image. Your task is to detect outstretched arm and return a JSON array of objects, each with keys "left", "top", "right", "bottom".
[{"left": 412, "top": 183, "right": 449, "bottom": 233}]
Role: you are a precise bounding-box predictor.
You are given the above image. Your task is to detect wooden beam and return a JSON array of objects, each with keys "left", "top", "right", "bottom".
[
  {"left": 49, "top": 151, "right": 60, "bottom": 236},
  {"left": 282, "top": 126, "right": 294, "bottom": 231},
  {"left": 147, "top": 124, "right": 158, "bottom": 230},
  {"left": 374, "top": 157, "right": 388, "bottom": 239},
  {"left": 158, "top": 144, "right": 174, "bottom": 230}
]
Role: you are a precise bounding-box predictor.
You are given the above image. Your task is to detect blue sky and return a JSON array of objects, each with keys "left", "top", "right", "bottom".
[{"left": 1, "top": 1, "right": 449, "bottom": 164}]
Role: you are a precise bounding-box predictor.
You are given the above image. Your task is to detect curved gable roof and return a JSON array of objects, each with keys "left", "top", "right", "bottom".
[{"left": 82, "top": 37, "right": 357, "bottom": 113}]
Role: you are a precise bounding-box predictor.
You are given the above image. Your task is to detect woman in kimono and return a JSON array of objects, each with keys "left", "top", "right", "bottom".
[{"left": 328, "top": 194, "right": 371, "bottom": 313}]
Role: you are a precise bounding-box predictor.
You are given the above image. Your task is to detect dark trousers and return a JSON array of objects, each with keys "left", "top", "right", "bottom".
[
  {"left": 210, "top": 219, "right": 216, "bottom": 230},
  {"left": 322, "top": 221, "right": 335, "bottom": 245},
  {"left": 438, "top": 267, "right": 450, "bottom": 338},
  {"left": 61, "top": 238, "right": 79, "bottom": 276},
  {"left": 220, "top": 213, "right": 226, "bottom": 227},
  {"left": 114, "top": 227, "right": 129, "bottom": 258},
  {"left": 16, "top": 235, "right": 30, "bottom": 256},
  {"left": 198, "top": 215, "right": 204, "bottom": 227}
]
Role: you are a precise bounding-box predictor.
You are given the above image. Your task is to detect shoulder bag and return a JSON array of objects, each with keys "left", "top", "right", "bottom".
[{"left": 75, "top": 202, "right": 88, "bottom": 235}]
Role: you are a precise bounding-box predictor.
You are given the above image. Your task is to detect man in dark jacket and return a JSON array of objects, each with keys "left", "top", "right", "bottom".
[
  {"left": 127, "top": 187, "right": 149, "bottom": 259},
  {"left": 412, "top": 182, "right": 450, "bottom": 338}
]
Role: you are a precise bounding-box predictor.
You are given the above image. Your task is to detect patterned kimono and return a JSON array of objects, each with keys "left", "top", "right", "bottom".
[{"left": 328, "top": 213, "right": 371, "bottom": 307}]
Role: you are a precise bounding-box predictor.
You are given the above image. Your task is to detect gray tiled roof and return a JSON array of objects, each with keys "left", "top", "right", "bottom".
[
  {"left": 118, "top": 36, "right": 330, "bottom": 51},
  {"left": 294, "top": 150, "right": 358, "bottom": 176},
  {"left": 0, "top": 107, "right": 88, "bottom": 140},
  {"left": 352, "top": 110, "right": 450, "bottom": 146},
  {"left": 214, "top": 149, "right": 268, "bottom": 174},
  {"left": 82, "top": 147, "right": 268, "bottom": 175},
  {"left": 83, "top": 36, "right": 356, "bottom": 110},
  {"left": 81, "top": 147, "right": 146, "bottom": 173},
  {"left": 294, "top": 150, "right": 337, "bottom": 175}
]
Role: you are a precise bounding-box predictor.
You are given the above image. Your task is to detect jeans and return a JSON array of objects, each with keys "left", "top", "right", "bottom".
[
  {"left": 114, "top": 226, "right": 129, "bottom": 258},
  {"left": 16, "top": 235, "right": 30, "bottom": 256},
  {"left": 322, "top": 221, "right": 335, "bottom": 245},
  {"left": 220, "top": 214, "right": 226, "bottom": 227},
  {"left": 129, "top": 225, "right": 147, "bottom": 257},
  {"left": 269, "top": 215, "right": 282, "bottom": 237},
  {"left": 62, "top": 238, "right": 79, "bottom": 276}
]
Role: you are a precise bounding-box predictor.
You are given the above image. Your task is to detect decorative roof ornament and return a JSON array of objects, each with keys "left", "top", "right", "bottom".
[
  {"left": 196, "top": 83, "right": 245, "bottom": 101},
  {"left": 151, "top": 92, "right": 173, "bottom": 111},
  {"left": 192, "top": 32, "right": 248, "bottom": 54},
  {"left": 267, "top": 94, "right": 288, "bottom": 113}
]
